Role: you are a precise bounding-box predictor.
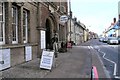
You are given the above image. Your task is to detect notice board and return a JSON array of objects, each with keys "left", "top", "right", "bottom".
[
  {"left": 41, "top": 30, "right": 46, "bottom": 49},
  {"left": 40, "top": 50, "right": 54, "bottom": 70},
  {"left": 0, "top": 49, "right": 10, "bottom": 70},
  {"left": 25, "top": 46, "right": 32, "bottom": 61}
]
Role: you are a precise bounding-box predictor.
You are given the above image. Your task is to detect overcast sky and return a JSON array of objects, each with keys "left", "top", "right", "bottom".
[{"left": 70, "top": 0, "right": 119, "bottom": 35}]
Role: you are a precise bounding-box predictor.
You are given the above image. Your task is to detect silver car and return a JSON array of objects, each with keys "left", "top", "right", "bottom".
[
  {"left": 99, "top": 37, "right": 104, "bottom": 42},
  {"left": 107, "top": 37, "right": 119, "bottom": 44}
]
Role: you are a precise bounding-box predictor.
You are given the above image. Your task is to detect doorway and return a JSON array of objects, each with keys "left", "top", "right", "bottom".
[{"left": 45, "top": 19, "right": 52, "bottom": 49}]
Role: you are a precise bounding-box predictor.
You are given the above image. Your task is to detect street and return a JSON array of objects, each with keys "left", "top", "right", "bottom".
[
  {"left": 91, "top": 39, "right": 120, "bottom": 79},
  {"left": 45, "top": 39, "right": 120, "bottom": 79},
  {"left": 1, "top": 39, "right": 120, "bottom": 79},
  {"left": 0, "top": 1, "right": 120, "bottom": 80}
]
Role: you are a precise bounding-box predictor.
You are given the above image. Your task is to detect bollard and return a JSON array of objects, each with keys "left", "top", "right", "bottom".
[{"left": 91, "top": 66, "right": 99, "bottom": 80}]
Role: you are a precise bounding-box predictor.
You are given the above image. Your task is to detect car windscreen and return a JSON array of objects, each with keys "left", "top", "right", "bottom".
[{"left": 109, "top": 38, "right": 117, "bottom": 40}]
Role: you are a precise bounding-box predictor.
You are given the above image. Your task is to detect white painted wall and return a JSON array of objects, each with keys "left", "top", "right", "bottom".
[{"left": 118, "top": 1, "right": 120, "bottom": 15}]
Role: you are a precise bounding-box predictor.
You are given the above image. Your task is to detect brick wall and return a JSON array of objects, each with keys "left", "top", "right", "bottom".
[
  {"left": 1, "top": 2, "right": 68, "bottom": 68},
  {"left": 10, "top": 47, "right": 25, "bottom": 66}
]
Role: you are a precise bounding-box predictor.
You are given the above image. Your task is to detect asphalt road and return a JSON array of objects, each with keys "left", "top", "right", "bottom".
[{"left": 90, "top": 39, "right": 120, "bottom": 79}]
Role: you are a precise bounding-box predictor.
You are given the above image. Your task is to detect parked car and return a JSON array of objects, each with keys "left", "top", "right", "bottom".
[
  {"left": 107, "top": 37, "right": 119, "bottom": 45},
  {"left": 99, "top": 37, "right": 104, "bottom": 42},
  {"left": 117, "top": 37, "right": 120, "bottom": 44},
  {"left": 103, "top": 37, "right": 108, "bottom": 43}
]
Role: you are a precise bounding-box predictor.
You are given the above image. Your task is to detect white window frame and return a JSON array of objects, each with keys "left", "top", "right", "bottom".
[
  {"left": 0, "top": 3, "right": 5, "bottom": 45},
  {"left": 23, "top": 10, "right": 28, "bottom": 43},
  {"left": 12, "top": 6, "right": 18, "bottom": 44}
]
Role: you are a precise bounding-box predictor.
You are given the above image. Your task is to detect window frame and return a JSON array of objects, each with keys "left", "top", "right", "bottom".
[
  {"left": 23, "top": 9, "right": 28, "bottom": 43},
  {"left": 12, "top": 5, "right": 18, "bottom": 44},
  {"left": 0, "top": 2, "right": 5, "bottom": 45}
]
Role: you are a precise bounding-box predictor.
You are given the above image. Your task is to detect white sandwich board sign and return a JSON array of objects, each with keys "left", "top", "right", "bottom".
[{"left": 40, "top": 50, "right": 54, "bottom": 70}]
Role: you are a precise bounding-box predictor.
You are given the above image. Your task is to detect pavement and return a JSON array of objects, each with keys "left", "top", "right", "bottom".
[{"left": 0, "top": 40, "right": 108, "bottom": 79}]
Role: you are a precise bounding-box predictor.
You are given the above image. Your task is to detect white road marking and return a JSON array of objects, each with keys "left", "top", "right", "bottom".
[
  {"left": 88, "top": 46, "right": 111, "bottom": 78},
  {"left": 88, "top": 46, "right": 90, "bottom": 49},
  {"left": 98, "top": 49, "right": 117, "bottom": 76},
  {"left": 89, "top": 45, "right": 120, "bottom": 78},
  {"left": 96, "top": 45, "right": 120, "bottom": 78},
  {"left": 115, "top": 76, "right": 120, "bottom": 79}
]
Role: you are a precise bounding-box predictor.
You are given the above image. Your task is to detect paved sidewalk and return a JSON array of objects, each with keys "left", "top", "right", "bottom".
[
  {"left": 1, "top": 49, "right": 72, "bottom": 78},
  {"left": 1, "top": 41, "right": 108, "bottom": 78},
  {"left": 45, "top": 46, "right": 92, "bottom": 78}
]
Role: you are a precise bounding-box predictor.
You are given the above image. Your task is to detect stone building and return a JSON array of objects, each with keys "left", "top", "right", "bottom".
[
  {"left": 67, "top": 18, "right": 86, "bottom": 45},
  {"left": 84, "top": 29, "right": 89, "bottom": 42},
  {"left": 0, "top": 1, "right": 68, "bottom": 70}
]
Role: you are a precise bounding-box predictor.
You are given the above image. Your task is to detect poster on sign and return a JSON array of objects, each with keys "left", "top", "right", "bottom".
[
  {"left": 40, "top": 50, "right": 54, "bottom": 70},
  {"left": 0, "top": 49, "right": 10, "bottom": 70},
  {"left": 25, "top": 46, "right": 32, "bottom": 61},
  {"left": 0, "top": 50, "right": 2, "bottom": 70},
  {"left": 41, "top": 30, "right": 46, "bottom": 49}
]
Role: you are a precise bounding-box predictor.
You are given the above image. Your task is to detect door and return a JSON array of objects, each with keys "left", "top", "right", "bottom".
[{"left": 46, "top": 19, "right": 52, "bottom": 49}]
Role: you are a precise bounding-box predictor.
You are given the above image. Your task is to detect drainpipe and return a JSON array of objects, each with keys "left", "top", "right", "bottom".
[{"left": 37, "top": 2, "right": 41, "bottom": 58}]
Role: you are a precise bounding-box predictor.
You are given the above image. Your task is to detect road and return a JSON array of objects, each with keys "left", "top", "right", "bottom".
[{"left": 90, "top": 39, "right": 120, "bottom": 79}]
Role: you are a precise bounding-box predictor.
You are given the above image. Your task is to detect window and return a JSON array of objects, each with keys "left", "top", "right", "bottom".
[
  {"left": 0, "top": 2, "right": 5, "bottom": 45},
  {"left": 12, "top": 6, "right": 18, "bottom": 44},
  {"left": 23, "top": 10, "right": 28, "bottom": 43}
]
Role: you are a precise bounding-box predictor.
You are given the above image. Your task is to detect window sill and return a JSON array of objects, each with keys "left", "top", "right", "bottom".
[
  {"left": 0, "top": 43, "right": 38, "bottom": 49},
  {"left": 0, "top": 42, "right": 5, "bottom": 45}
]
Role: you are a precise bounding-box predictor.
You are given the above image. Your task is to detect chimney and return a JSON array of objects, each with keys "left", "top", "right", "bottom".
[{"left": 113, "top": 18, "right": 116, "bottom": 23}]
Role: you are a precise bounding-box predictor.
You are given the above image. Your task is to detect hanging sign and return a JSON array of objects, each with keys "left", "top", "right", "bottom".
[{"left": 60, "top": 15, "right": 68, "bottom": 24}]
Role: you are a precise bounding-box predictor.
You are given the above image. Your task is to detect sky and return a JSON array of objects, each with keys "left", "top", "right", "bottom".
[{"left": 70, "top": 0, "right": 120, "bottom": 35}]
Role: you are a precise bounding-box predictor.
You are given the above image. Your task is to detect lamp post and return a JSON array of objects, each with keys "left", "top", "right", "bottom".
[{"left": 69, "top": 0, "right": 72, "bottom": 42}]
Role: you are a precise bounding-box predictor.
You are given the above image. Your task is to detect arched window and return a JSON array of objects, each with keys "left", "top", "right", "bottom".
[
  {"left": 12, "top": 5, "right": 18, "bottom": 44},
  {"left": 23, "top": 9, "right": 28, "bottom": 43}
]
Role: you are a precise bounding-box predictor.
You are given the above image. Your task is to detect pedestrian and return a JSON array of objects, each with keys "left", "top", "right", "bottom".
[{"left": 51, "top": 33, "right": 58, "bottom": 58}]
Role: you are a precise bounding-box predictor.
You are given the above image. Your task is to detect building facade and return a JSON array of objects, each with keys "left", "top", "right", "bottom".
[
  {"left": 67, "top": 18, "right": 85, "bottom": 45},
  {"left": 0, "top": 1, "right": 68, "bottom": 70},
  {"left": 84, "top": 28, "right": 89, "bottom": 42},
  {"left": 118, "top": 1, "right": 120, "bottom": 16},
  {"left": 79, "top": 23, "right": 86, "bottom": 43}
]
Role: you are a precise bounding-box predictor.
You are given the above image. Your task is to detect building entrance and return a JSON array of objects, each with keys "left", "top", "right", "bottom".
[{"left": 45, "top": 19, "right": 52, "bottom": 49}]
